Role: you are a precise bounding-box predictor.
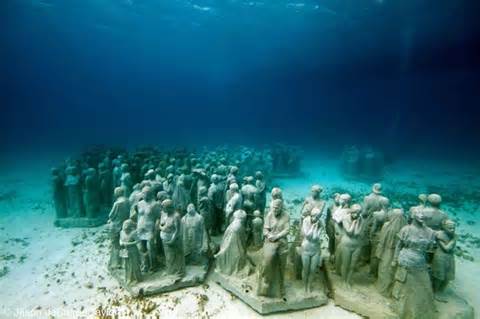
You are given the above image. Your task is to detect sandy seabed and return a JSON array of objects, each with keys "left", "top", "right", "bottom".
[{"left": 0, "top": 153, "right": 478, "bottom": 319}]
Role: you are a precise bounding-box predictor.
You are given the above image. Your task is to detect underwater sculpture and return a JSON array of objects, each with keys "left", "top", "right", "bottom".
[
  {"left": 108, "top": 187, "right": 131, "bottom": 270},
  {"left": 119, "top": 219, "right": 142, "bottom": 284},
  {"left": 254, "top": 171, "right": 267, "bottom": 213},
  {"left": 208, "top": 174, "right": 225, "bottom": 235},
  {"left": 225, "top": 183, "right": 242, "bottom": 226},
  {"left": 391, "top": 209, "right": 436, "bottom": 319},
  {"left": 241, "top": 176, "right": 258, "bottom": 217},
  {"left": 257, "top": 199, "right": 290, "bottom": 297},
  {"left": 136, "top": 186, "right": 159, "bottom": 272},
  {"left": 65, "top": 166, "right": 83, "bottom": 218},
  {"left": 83, "top": 167, "right": 100, "bottom": 219},
  {"left": 181, "top": 204, "right": 209, "bottom": 267},
  {"left": 159, "top": 199, "right": 185, "bottom": 277},
  {"left": 423, "top": 193, "right": 448, "bottom": 230},
  {"left": 251, "top": 210, "right": 264, "bottom": 249},
  {"left": 432, "top": 219, "right": 456, "bottom": 301},
  {"left": 51, "top": 167, "right": 67, "bottom": 219},
  {"left": 197, "top": 186, "right": 213, "bottom": 236}
]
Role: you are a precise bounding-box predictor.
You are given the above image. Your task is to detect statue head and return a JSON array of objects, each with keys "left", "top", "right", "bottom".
[
  {"left": 339, "top": 193, "right": 352, "bottom": 207},
  {"left": 198, "top": 186, "right": 207, "bottom": 197},
  {"left": 372, "top": 183, "right": 382, "bottom": 195},
  {"left": 142, "top": 186, "right": 153, "bottom": 201},
  {"left": 253, "top": 210, "right": 262, "bottom": 218},
  {"left": 245, "top": 176, "right": 254, "bottom": 185},
  {"left": 255, "top": 171, "right": 264, "bottom": 180},
  {"left": 132, "top": 183, "right": 141, "bottom": 192},
  {"left": 413, "top": 209, "right": 425, "bottom": 225},
  {"left": 311, "top": 207, "right": 322, "bottom": 222},
  {"left": 145, "top": 169, "right": 155, "bottom": 180},
  {"left": 427, "top": 194, "right": 442, "bottom": 208},
  {"left": 310, "top": 184, "right": 323, "bottom": 198},
  {"left": 121, "top": 163, "right": 129, "bottom": 172},
  {"left": 186, "top": 203, "right": 195, "bottom": 215},
  {"left": 230, "top": 166, "right": 239, "bottom": 175},
  {"left": 233, "top": 209, "right": 247, "bottom": 221},
  {"left": 333, "top": 193, "right": 341, "bottom": 204},
  {"left": 122, "top": 219, "right": 136, "bottom": 232},
  {"left": 271, "top": 187, "right": 283, "bottom": 200},
  {"left": 442, "top": 219, "right": 456, "bottom": 235},
  {"left": 418, "top": 194, "right": 427, "bottom": 205},
  {"left": 350, "top": 204, "right": 362, "bottom": 219},
  {"left": 167, "top": 173, "right": 174, "bottom": 182},
  {"left": 162, "top": 199, "right": 174, "bottom": 213},
  {"left": 229, "top": 183, "right": 239, "bottom": 193},
  {"left": 114, "top": 186, "right": 125, "bottom": 198},
  {"left": 271, "top": 199, "right": 283, "bottom": 217},
  {"left": 156, "top": 191, "right": 169, "bottom": 203}
]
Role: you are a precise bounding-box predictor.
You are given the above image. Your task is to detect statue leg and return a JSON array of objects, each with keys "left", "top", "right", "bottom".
[
  {"left": 347, "top": 247, "right": 362, "bottom": 286},
  {"left": 278, "top": 252, "right": 287, "bottom": 297},
  {"left": 302, "top": 254, "right": 311, "bottom": 293},
  {"left": 258, "top": 245, "right": 276, "bottom": 296},
  {"left": 147, "top": 239, "right": 157, "bottom": 271}
]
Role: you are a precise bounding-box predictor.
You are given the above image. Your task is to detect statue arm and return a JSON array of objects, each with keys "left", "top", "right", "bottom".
[{"left": 438, "top": 236, "right": 456, "bottom": 253}]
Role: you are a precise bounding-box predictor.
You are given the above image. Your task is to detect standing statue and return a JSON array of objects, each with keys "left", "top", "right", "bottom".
[
  {"left": 335, "top": 204, "right": 365, "bottom": 287},
  {"left": 119, "top": 219, "right": 142, "bottom": 284},
  {"left": 300, "top": 185, "right": 326, "bottom": 220},
  {"left": 108, "top": 187, "right": 131, "bottom": 270},
  {"left": 208, "top": 174, "right": 225, "bottom": 235},
  {"left": 375, "top": 208, "right": 406, "bottom": 296},
  {"left": 120, "top": 163, "right": 133, "bottom": 196},
  {"left": 215, "top": 209, "right": 251, "bottom": 276},
  {"left": 182, "top": 204, "right": 209, "bottom": 267},
  {"left": 300, "top": 207, "right": 324, "bottom": 293},
  {"left": 98, "top": 162, "right": 112, "bottom": 207},
  {"left": 257, "top": 199, "right": 290, "bottom": 298},
  {"left": 332, "top": 193, "right": 352, "bottom": 253},
  {"left": 391, "top": 210, "right": 436, "bottom": 319},
  {"left": 225, "top": 183, "right": 243, "bottom": 226},
  {"left": 136, "top": 186, "right": 160, "bottom": 272},
  {"left": 432, "top": 219, "right": 456, "bottom": 302},
  {"left": 251, "top": 210, "right": 264, "bottom": 250},
  {"left": 51, "top": 167, "right": 67, "bottom": 219},
  {"left": 423, "top": 194, "right": 448, "bottom": 230},
  {"left": 270, "top": 187, "right": 283, "bottom": 201},
  {"left": 159, "top": 199, "right": 185, "bottom": 277},
  {"left": 326, "top": 193, "right": 340, "bottom": 257},
  {"left": 64, "top": 166, "right": 83, "bottom": 217},
  {"left": 255, "top": 171, "right": 267, "bottom": 213},
  {"left": 408, "top": 194, "right": 427, "bottom": 222},
  {"left": 163, "top": 173, "right": 175, "bottom": 196},
  {"left": 241, "top": 176, "right": 258, "bottom": 216},
  {"left": 83, "top": 168, "right": 100, "bottom": 218},
  {"left": 197, "top": 186, "right": 213, "bottom": 236},
  {"left": 172, "top": 175, "right": 191, "bottom": 215}
]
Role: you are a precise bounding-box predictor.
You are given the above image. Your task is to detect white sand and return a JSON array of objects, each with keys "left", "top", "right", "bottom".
[{"left": 0, "top": 152, "right": 478, "bottom": 318}]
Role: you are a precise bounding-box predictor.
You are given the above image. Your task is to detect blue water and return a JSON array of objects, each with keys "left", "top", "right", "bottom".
[{"left": 1, "top": 0, "right": 480, "bottom": 158}]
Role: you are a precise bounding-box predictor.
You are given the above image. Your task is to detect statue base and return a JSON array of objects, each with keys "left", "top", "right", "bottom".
[
  {"left": 211, "top": 271, "right": 328, "bottom": 314},
  {"left": 327, "top": 265, "right": 474, "bottom": 319},
  {"left": 54, "top": 214, "right": 108, "bottom": 228},
  {"left": 111, "top": 265, "right": 208, "bottom": 297}
]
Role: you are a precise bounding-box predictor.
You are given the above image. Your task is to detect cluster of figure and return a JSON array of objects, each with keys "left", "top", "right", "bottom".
[
  {"left": 340, "top": 146, "right": 385, "bottom": 179},
  {"left": 65, "top": 145, "right": 277, "bottom": 285},
  {"left": 326, "top": 184, "right": 455, "bottom": 319}
]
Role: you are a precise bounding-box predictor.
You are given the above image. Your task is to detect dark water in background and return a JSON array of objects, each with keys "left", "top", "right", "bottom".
[{"left": 1, "top": 0, "right": 480, "bottom": 160}]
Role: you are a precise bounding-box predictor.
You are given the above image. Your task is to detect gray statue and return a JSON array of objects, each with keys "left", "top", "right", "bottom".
[
  {"left": 257, "top": 199, "right": 290, "bottom": 298},
  {"left": 208, "top": 174, "right": 224, "bottom": 235},
  {"left": 300, "top": 207, "right": 324, "bottom": 293},
  {"left": 215, "top": 209, "right": 250, "bottom": 276},
  {"left": 335, "top": 204, "right": 365, "bottom": 287},
  {"left": 197, "top": 186, "right": 213, "bottom": 236},
  {"left": 408, "top": 194, "right": 427, "bottom": 222},
  {"left": 163, "top": 173, "right": 175, "bottom": 196},
  {"left": 332, "top": 193, "right": 352, "bottom": 253},
  {"left": 51, "top": 167, "right": 67, "bottom": 219},
  {"left": 108, "top": 187, "right": 131, "bottom": 269},
  {"left": 326, "top": 193, "right": 340, "bottom": 257},
  {"left": 98, "top": 162, "right": 112, "bottom": 207},
  {"left": 432, "top": 219, "right": 456, "bottom": 302},
  {"left": 255, "top": 171, "right": 267, "bottom": 213},
  {"left": 375, "top": 208, "right": 406, "bottom": 296},
  {"left": 136, "top": 186, "right": 160, "bottom": 272},
  {"left": 182, "top": 204, "right": 209, "bottom": 266},
  {"left": 159, "top": 199, "right": 185, "bottom": 277},
  {"left": 300, "top": 185, "right": 326, "bottom": 220},
  {"left": 423, "top": 194, "right": 448, "bottom": 230},
  {"left": 225, "top": 183, "right": 242, "bottom": 226},
  {"left": 119, "top": 219, "right": 142, "bottom": 284},
  {"left": 241, "top": 176, "right": 257, "bottom": 216},
  {"left": 391, "top": 210, "right": 436, "bottom": 319},
  {"left": 64, "top": 166, "right": 83, "bottom": 217},
  {"left": 83, "top": 168, "right": 100, "bottom": 218},
  {"left": 172, "top": 175, "right": 191, "bottom": 215},
  {"left": 129, "top": 183, "right": 142, "bottom": 206},
  {"left": 251, "top": 210, "right": 264, "bottom": 249},
  {"left": 120, "top": 163, "right": 133, "bottom": 196},
  {"left": 270, "top": 187, "right": 283, "bottom": 201}
]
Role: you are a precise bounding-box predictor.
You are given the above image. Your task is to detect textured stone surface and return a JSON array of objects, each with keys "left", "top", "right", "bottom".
[
  {"left": 111, "top": 265, "right": 208, "bottom": 297},
  {"left": 211, "top": 271, "right": 328, "bottom": 314},
  {"left": 327, "top": 266, "right": 474, "bottom": 319}
]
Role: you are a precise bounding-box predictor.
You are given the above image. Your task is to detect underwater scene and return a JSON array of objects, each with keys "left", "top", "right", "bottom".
[{"left": 1, "top": 0, "right": 480, "bottom": 318}]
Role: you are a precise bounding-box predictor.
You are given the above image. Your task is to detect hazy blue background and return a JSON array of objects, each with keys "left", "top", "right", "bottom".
[{"left": 2, "top": 0, "right": 480, "bottom": 158}]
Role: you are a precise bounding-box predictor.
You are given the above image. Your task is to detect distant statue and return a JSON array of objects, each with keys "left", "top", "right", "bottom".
[
  {"left": 159, "top": 199, "right": 185, "bottom": 277},
  {"left": 270, "top": 187, "right": 283, "bottom": 201},
  {"left": 119, "top": 219, "right": 142, "bottom": 284},
  {"left": 197, "top": 186, "right": 213, "bottom": 236},
  {"left": 241, "top": 176, "right": 257, "bottom": 216},
  {"left": 423, "top": 194, "right": 448, "bottom": 230},
  {"left": 51, "top": 167, "right": 67, "bottom": 219},
  {"left": 375, "top": 208, "right": 406, "bottom": 296},
  {"left": 163, "top": 173, "right": 175, "bottom": 196},
  {"left": 108, "top": 187, "right": 131, "bottom": 270},
  {"left": 255, "top": 171, "right": 267, "bottom": 213},
  {"left": 120, "top": 163, "right": 133, "bottom": 196},
  {"left": 172, "top": 175, "right": 191, "bottom": 215},
  {"left": 332, "top": 193, "right": 352, "bottom": 253},
  {"left": 215, "top": 210, "right": 251, "bottom": 276},
  {"left": 225, "top": 183, "right": 242, "bottom": 226},
  {"left": 391, "top": 210, "right": 436, "bottom": 319},
  {"left": 257, "top": 199, "right": 290, "bottom": 298},
  {"left": 251, "top": 210, "right": 264, "bottom": 250},
  {"left": 208, "top": 174, "right": 224, "bottom": 235},
  {"left": 300, "top": 207, "right": 325, "bottom": 293},
  {"left": 129, "top": 183, "right": 143, "bottom": 206},
  {"left": 83, "top": 168, "right": 100, "bottom": 219},
  {"left": 432, "top": 219, "right": 456, "bottom": 302},
  {"left": 182, "top": 204, "right": 209, "bottom": 267},
  {"left": 98, "top": 162, "right": 112, "bottom": 207},
  {"left": 335, "top": 204, "right": 365, "bottom": 287},
  {"left": 325, "top": 193, "right": 340, "bottom": 257},
  {"left": 64, "top": 166, "right": 83, "bottom": 217},
  {"left": 408, "top": 194, "right": 427, "bottom": 222},
  {"left": 300, "top": 185, "right": 326, "bottom": 221}
]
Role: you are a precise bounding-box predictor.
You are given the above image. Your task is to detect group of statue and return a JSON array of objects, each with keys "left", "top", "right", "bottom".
[
  {"left": 51, "top": 145, "right": 460, "bottom": 318},
  {"left": 340, "top": 145, "right": 385, "bottom": 179}
]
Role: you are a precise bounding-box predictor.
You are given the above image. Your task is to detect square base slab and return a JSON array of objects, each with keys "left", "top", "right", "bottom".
[
  {"left": 54, "top": 215, "right": 107, "bottom": 228},
  {"left": 111, "top": 265, "right": 208, "bottom": 297},
  {"left": 327, "top": 266, "right": 474, "bottom": 319},
  {"left": 211, "top": 271, "right": 328, "bottom": 314}
]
